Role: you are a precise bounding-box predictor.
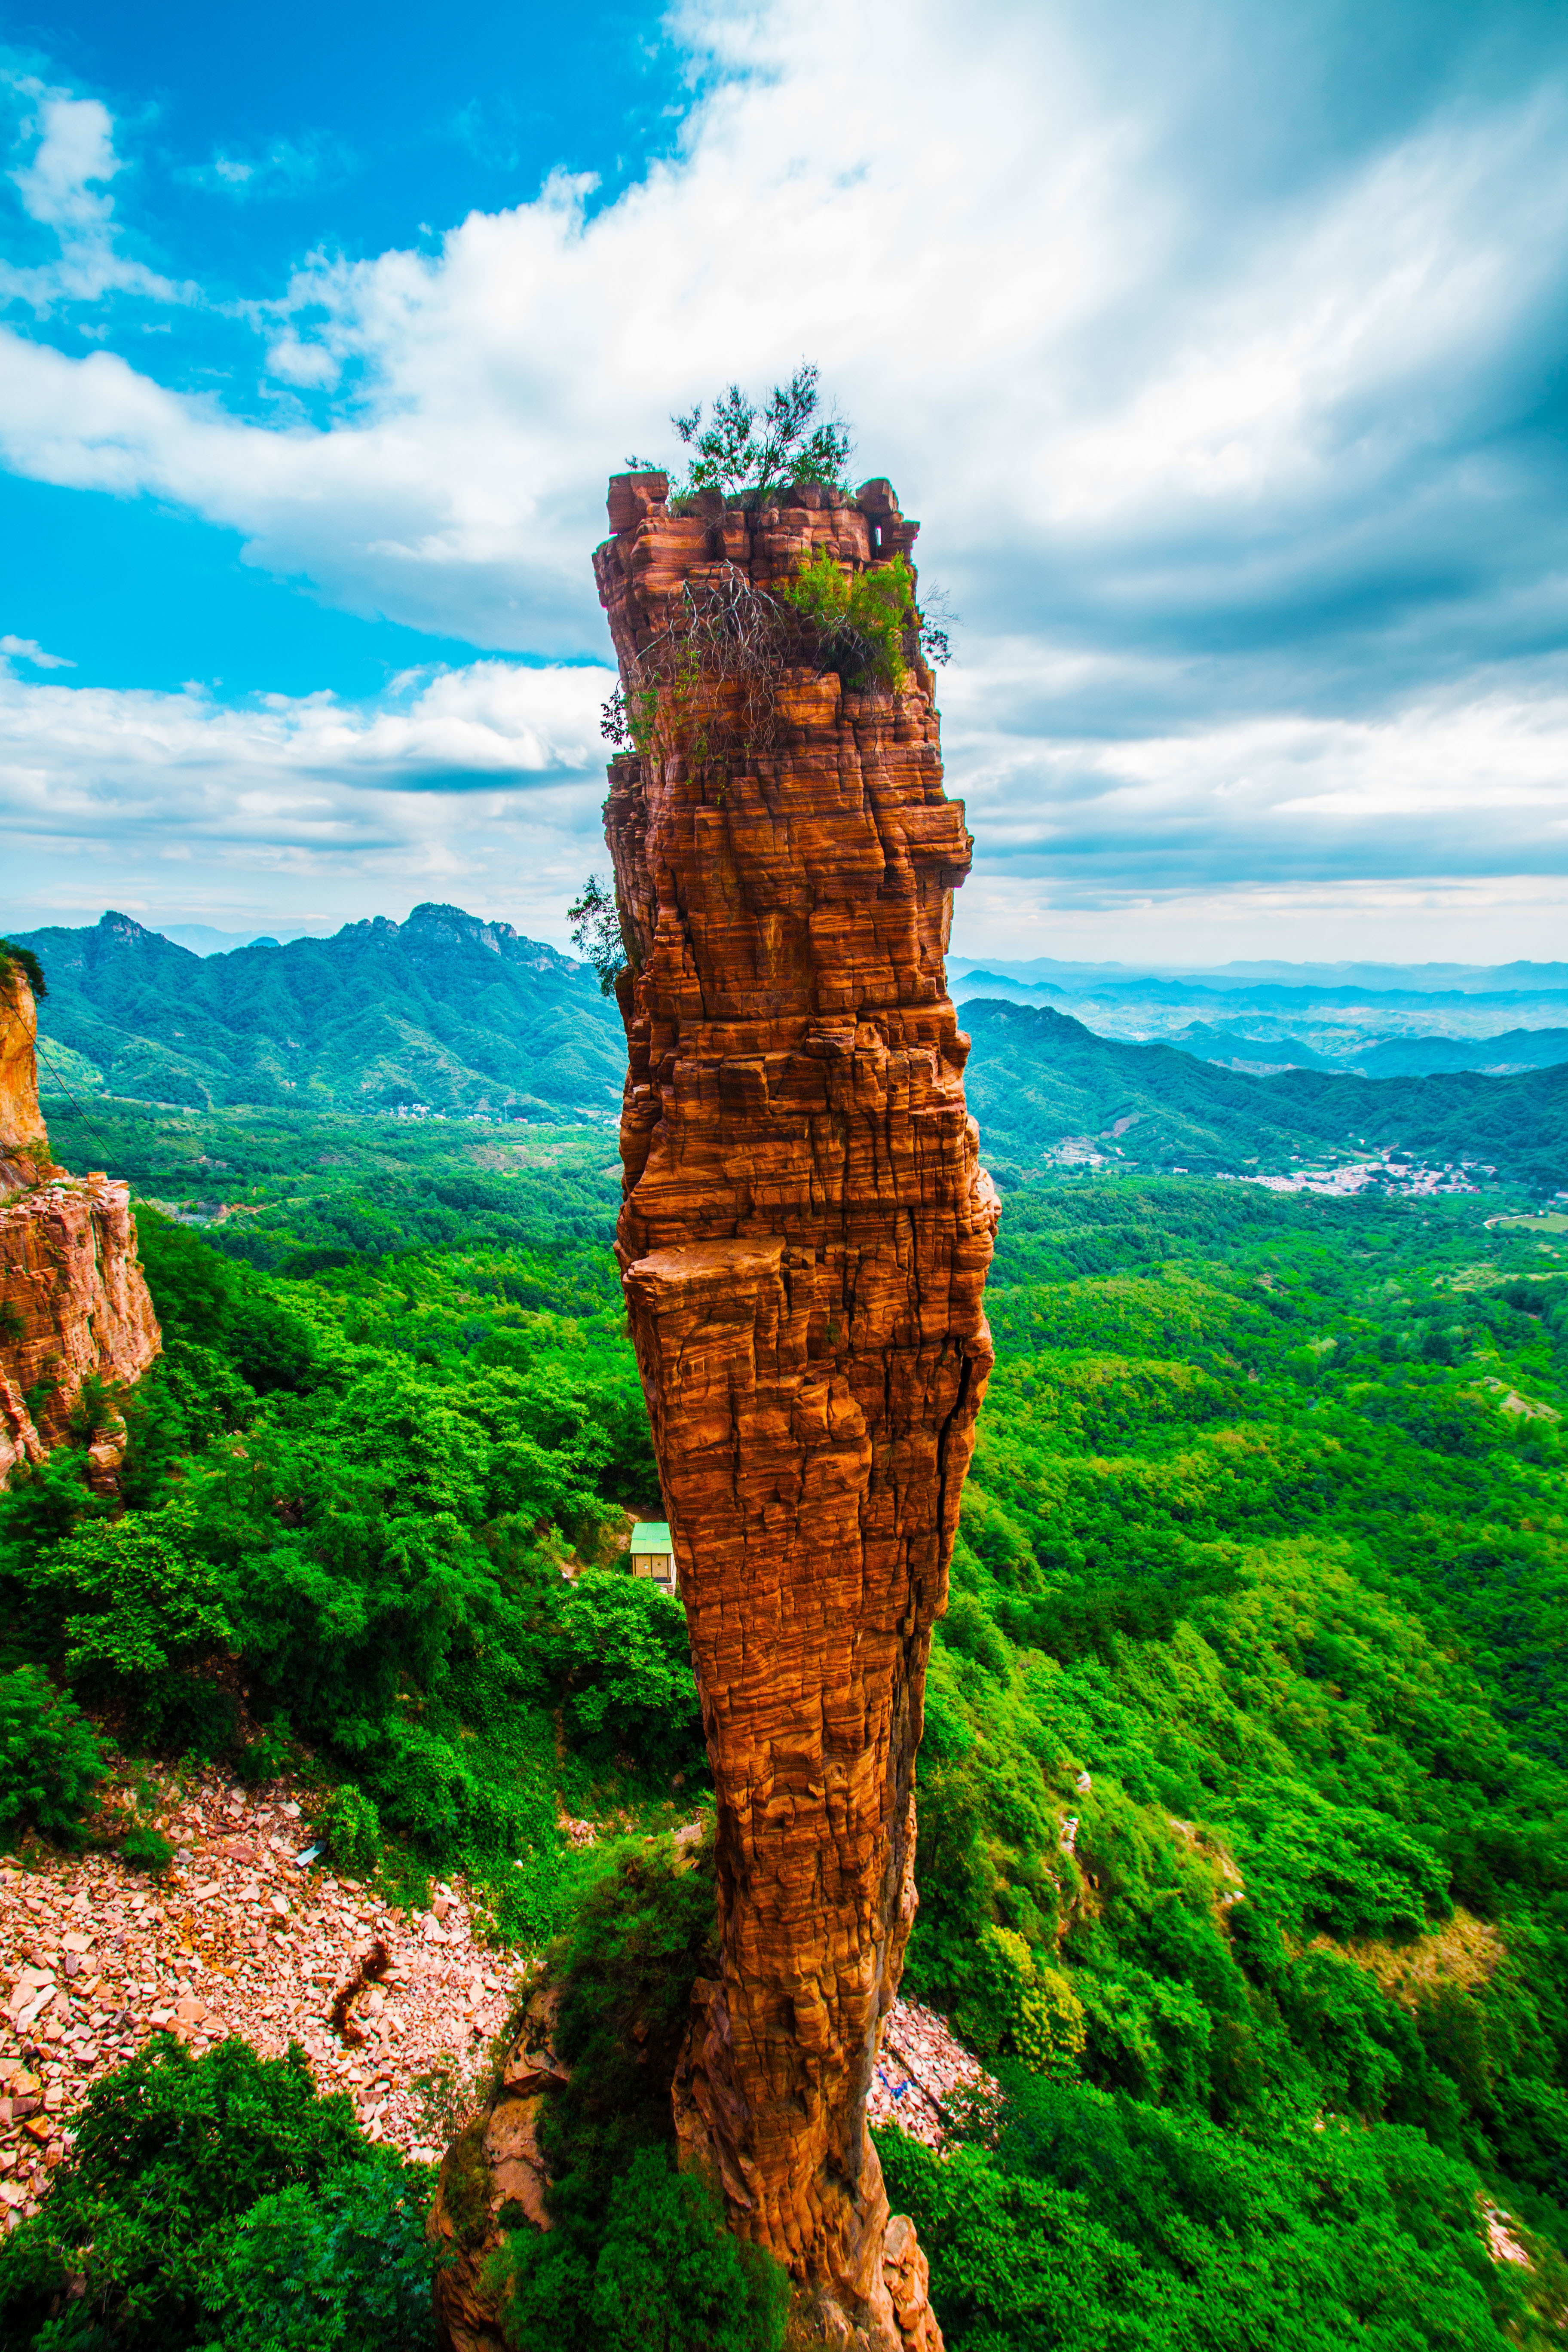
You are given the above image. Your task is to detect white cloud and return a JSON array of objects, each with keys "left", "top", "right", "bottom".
[
  {"left": 6, "top": 0, "right": 1557, "bottom": 651},
  {"left": 0, "top": 634, "right": 74, "bottom": 668},
  {"left": 0, "top": 75, "right": 181, "bottom": 309},
  {"left": 0, "top": 656, "right": 615, "bottom": 939},
  {"left": 10, "top": 87, "right": 117, "bottom": 232},
  {"left": 952, "top": 674, "right": 1568, "bottom": 877},
  {"left": 179, "top": 135, "right": 349, "bottom": 205},
  {"left": 2, "top": 0, "right": 1568, "bottom": 955}
]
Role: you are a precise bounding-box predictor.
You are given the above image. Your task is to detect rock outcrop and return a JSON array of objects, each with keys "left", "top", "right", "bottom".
[
  {"left": 0, "top": 968, "right": 159, "bottom": 1486},
  {"left": 431, "top": 1977, "right": 567, "bottom": 2352},
  {"left": 594, "top": 472, "right": 996, "bottom": 2348}
]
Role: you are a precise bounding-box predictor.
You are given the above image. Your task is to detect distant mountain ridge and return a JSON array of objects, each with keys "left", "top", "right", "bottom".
[
  {"left": 954, "top": 963, "right": 1568, "bottom": 1081},
  {"left": 950, "top": 953, "right": 1568, "bottom": 995},
  {"left": 16, "top": 909, "right": 1566, "bottom": 1185},
  {"left": 17, "top": 905, "right": 624, "bottom": 1118}
]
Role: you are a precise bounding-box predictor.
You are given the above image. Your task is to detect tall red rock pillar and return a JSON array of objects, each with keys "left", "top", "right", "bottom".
[{"left": 594, "top": 473, "right": 995, "bottom": 2349}]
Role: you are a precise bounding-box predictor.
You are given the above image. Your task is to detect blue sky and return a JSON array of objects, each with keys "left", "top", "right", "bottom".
[{"left": 1, "top": 0, "right": 1567, "bottom": 962}]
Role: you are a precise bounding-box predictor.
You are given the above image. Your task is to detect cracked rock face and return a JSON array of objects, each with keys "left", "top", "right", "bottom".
[
  {"left": 0, "top": 973, "right": 159, "bottom": 1488},
  {"left": 595, "top": 472, "right": 996, "bottom": 2347}
]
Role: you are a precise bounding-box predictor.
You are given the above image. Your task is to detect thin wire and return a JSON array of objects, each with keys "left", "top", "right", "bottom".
[{"left": 32, "top": 1035, "right": 145, "bottom": 1198}]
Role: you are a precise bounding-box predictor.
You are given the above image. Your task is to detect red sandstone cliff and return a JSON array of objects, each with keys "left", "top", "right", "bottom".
[
  {"left": 594, "top": 471, "right": 996, "bottom": 2349},
  {"left": 0, "top": 968, "right": 160, "bottom": 1487}
]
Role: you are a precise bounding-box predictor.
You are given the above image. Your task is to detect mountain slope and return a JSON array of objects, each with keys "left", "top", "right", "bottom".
[
  {"left": 959, "top": 1000, "right": 1568, "bottom": 1190},
  {"left": 1346, "top": 1026, "right": 1568, "bottom": 1077},
  {"left": 18, "top": 906, "right": 624, "bottom": 1118},
  {"left": 1163, "top": 1022, "right": 1568, "bottom": 1079}
]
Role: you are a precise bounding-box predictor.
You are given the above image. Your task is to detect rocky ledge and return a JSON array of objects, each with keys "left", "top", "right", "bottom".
[{"left": 0, "top": 971, "right": 159, "bottom": 1487}]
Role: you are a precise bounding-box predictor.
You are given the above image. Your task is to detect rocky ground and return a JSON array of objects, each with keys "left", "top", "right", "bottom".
[
  {"left": 0, "top": 1764, "right": 524, "bottom": 2229},
  {"left": 0, "top": 1764, "right": 991, "bottom": 2232},
  {"left": 869, "top": 1997, "right": 1000, "bottom": 2151}
]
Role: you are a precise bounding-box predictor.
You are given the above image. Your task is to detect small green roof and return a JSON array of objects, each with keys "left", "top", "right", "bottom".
[{"left": 630, "top": 1522, "right": 671, "bottom": 1551}]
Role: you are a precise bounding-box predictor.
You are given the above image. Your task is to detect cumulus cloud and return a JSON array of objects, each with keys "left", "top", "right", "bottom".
[
  {"left": 1, "top": 0, "right": 1567, "bottom": 953},
  {"left": 0, "top": 656, "right": 615, "bottom": 937},
  {"left": 946, "top": 652, "right": 1568, "bottom": 891}
]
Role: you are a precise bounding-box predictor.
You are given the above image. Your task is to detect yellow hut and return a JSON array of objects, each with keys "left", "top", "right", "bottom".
[{"left": 628, "top": 1520, "right": 676, "bottom": 1592}]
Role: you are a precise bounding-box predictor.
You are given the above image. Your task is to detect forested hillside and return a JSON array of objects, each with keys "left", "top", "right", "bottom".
[
  {"left": 962, "top": 1001, "right": 1568, "bottom": 1191},
  {"left": 15, "top": 906, "right": 622, "bottom": 1118},
  {"left": 1, "top": 1121, "right": 1565, "bottom": 2346},
  {"left": 885, "top": 1178, "right": 1568, "bottom": 2347}
]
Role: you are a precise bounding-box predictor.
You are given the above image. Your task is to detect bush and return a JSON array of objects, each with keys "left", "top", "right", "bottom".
[
  {"left": 31, "top": 1504, "right": 233, "bottom": 1687},
  {"left": 0, "top": 2035, "right": 432, "bottom": 2350},
  {"left": 779, "top": 550, "right": 917, "bottom": 692},
  {"left": 543, "top": 1573, "right": 704, "bottom": 1773},
  {"left": 497, "top": 2147, "right": 790, "bottom": 2352},
  {"left": 952, "top": 1926, "right": 1036, "bottom": 2060},
  {"left": 202, "top": 2160, "right": 437, "bottom": 2350},
  {"left": 585, "top": 2147, "right": 789, "bottom": 2352},
  {"left": 119, "top": 1825, "right": 175, "bottom": 1874},
  {"left": 318, "top": 1780, "right": 383, "bottom": 1877},
  {"left": 1015, "top": 1966, "right": 1088, "bottom": 2081},
  {"left": 0, "top": 1667, "right": 105, "bottom": 1844}
]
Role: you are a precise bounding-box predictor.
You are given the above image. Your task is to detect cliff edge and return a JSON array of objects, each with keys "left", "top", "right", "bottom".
[
  {"left": 595, "top": 471, "right": 996, "bottom": 2349},
  {"left": 0, "top": 960, "right": 160, "bottom": 1487}
]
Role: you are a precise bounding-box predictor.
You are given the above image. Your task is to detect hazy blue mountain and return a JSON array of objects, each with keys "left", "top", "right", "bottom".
[
  {"left": 1346, "top": 1028, "right": 1568, "bottom": 1077},
  {"left": 1163, "top": 1023, "right": 1338, "bottom": 1071},
  {"left": 1159, "top": 1023, "right": 1568, "bottom": 1079},
  {"left": 156, "top": 922, "right": 325, "bottom": 955},
  {"left": 950, "top": 953, "right": 1568, "bottom": 995},
  {"left": 18, "top": 904, "right": 623, "bottom": 1118}
]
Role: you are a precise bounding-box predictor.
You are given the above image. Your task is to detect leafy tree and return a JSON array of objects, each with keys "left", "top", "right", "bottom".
[
  {"left": 665, "top": 362, "right": 851, "bottom": 504},
  {"left": 0, "top": 1666, "right": 105, "bottom": 1844},
  {"left": 0, "top": 2036, "right": 430, "bottom": 2350},
  {"left": 543, "top": 1571, "right": 706, "bottom": 1771},
  {"left": 585, "top": 2148, "right": 790, "bottom": 2352},
  {"left": 201, "top": 2161, "right": 437, "bottom": 2350},
  {"left": 34, "top": 1503, "right": 233, "bottom": 1685},
  {"left": 567, "top": 876, "right": 628, "bottom": 998}
]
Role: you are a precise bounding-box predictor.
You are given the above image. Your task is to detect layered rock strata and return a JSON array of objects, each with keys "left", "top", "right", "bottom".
[
  {"left": 0, "top": 971, "right": 159, "bottom": 1486},
  {"left": 594, "top": 472, "right": 995, "bottom": 2349}
]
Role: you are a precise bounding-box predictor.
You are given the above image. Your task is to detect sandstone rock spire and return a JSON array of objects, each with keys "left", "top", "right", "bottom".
[
  {"left": 595, "top": 470, "right": 996, "bottom": 2349},
  {"left": 0, "top": 960, "right": 159, "bottom": 1488}
]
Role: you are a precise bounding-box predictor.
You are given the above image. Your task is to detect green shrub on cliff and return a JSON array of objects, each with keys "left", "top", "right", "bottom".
[
  {"left": 0, "top": 1665, "right": 105, "bottom": 1844},
  {"left": 486, "top": 1834, "right": 792, "bottom": 2352},
  {"left": 0, "top": 2034, "right": 434, "bottom": 2349},
  {"left": 582, "top": 2148, "right": 789, "bottom": 2352},
  {"left": 778, "top": 548, "right": 917, "bottom": 691}
]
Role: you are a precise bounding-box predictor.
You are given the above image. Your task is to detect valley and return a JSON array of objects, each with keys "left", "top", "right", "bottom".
[{"left": 1, "top": 1098, "right": 1565, "bottom": 2345}]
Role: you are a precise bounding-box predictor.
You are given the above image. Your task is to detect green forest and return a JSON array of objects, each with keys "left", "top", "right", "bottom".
[{"left": 1, "top": 1101, "right": 1565, "bottom": 2347}]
